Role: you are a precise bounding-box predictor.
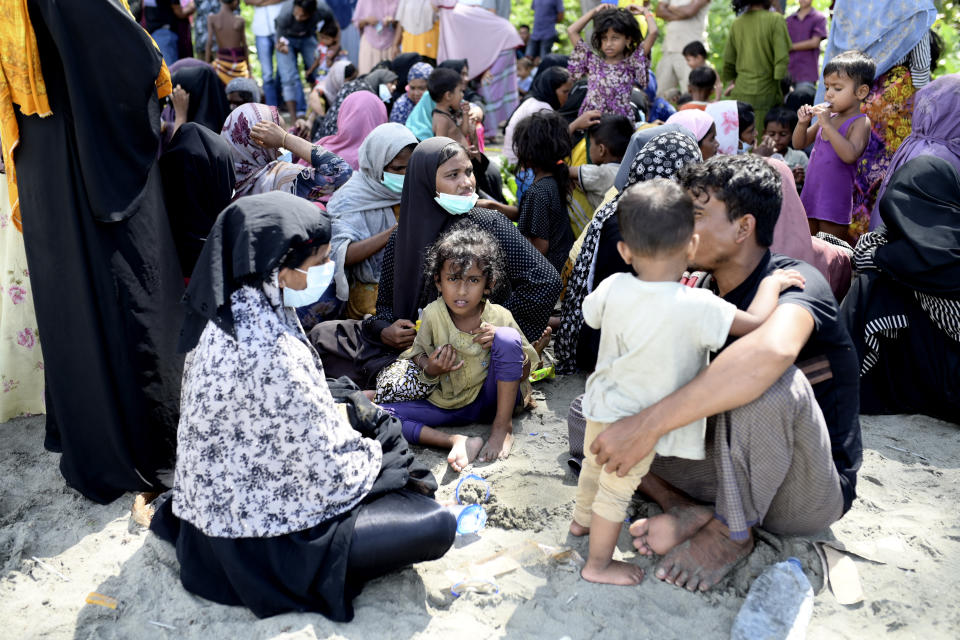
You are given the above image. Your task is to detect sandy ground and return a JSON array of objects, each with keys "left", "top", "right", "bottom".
[{"left": 2, "top": 372, "right": 959, "bottom": 639}]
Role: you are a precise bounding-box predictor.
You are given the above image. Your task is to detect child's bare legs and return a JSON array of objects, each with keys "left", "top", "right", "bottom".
[
  {"left": 478, "top": 327, "right": 525, "bottom": 462},
  {"left": 580, "top": 513, "right": 645, "bottom": 585},
  {"left": 479, "top": 377, "right": 518, "bottom": 462},
  {"left": 816, "top": 219, "right": 851, "bottom": 244},
  {"left": 809, "top": 218, "right": 851, "bottom": 244},
  {"left": 416, "top": 426, "right": 484, "bottom": 472}
]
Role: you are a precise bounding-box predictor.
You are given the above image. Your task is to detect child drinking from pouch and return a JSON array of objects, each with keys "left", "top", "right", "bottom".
[
  {"left": 567, "top": 4, "right": 658, "bottom": 123},
  {"left": 379, "top": 222, "right": 540, "bottom": 472},
  {"left": 794, "top": 50, "right": 875, "bottom": 243},
  {"left": 569, "top": 178, "right": 806, "bottom": 585}
]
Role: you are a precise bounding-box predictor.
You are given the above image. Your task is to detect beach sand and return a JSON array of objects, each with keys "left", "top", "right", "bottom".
[{"left": 2, "top": 372, "right": 959, "bottom": 639}]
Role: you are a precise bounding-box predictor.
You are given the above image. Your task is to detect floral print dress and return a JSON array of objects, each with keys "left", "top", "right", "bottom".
[
  {"left": 173, "top": 277, "right": 381, "bottom": 538},
  {"left": 567, "top": 40, "right": 649, "bottom": 123},
  {"left": 0, "top": 177, "right": 44, "bottom": 420}
]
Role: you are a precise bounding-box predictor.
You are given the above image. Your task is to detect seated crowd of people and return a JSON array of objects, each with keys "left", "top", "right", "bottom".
[{"left": 3, "top": 0, "right": 957, "bottom": 625}]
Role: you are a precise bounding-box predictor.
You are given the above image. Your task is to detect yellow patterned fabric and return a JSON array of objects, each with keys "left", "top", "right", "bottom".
[{"left": 0, "top": 0, "right": 52, "bottom": 232}]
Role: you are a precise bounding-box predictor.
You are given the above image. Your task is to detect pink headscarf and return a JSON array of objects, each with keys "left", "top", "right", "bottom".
[
  {"left": 705, "top": 100, "right": 740, "bottom": 155},
  {"left": 666, "top": 109, "right": 715, "bottom": 142},
  {"left": 767, "top": 158, "right": 852, "bottom": 300},
  {"left": 318, "top": 91, "right": 388, "bottom": 171}
]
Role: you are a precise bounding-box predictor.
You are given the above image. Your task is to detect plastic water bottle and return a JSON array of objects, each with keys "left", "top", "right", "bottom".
[{"left": 730, "top": 558, "right": 814, "bottom": 640}]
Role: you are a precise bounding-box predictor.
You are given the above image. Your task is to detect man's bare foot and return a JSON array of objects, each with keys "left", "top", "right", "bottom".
[
  {"left": 581, "top": 559, "right": 644, "bottom": 586},
  {"left": 569, "top": 520, "right": 590, "bottom": 536},
  {"left": 478, "top": 424, "right": 513, "bottom": 462},
  {"left": 532, "top": 326, "right": 552, "bottom": 356},
  {"left": 655, "top": 518, "right": 754, "bottom": 591},
  {"left": 447, "top": 435, "right": 483, "bottom": 472},
  {"left": 629, "top": 504, "right": 713, "bottom": 556}
]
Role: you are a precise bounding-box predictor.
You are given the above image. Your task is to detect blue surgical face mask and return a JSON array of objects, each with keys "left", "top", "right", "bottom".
[
  {"left": 378, "top": 84, "right": 392, "bottom": 102},
  {"left": 282, "top": 261, "right": 335, "bottom": 308},
  {"left": 381, "top": 171, "right": 404, "bottom": 193},
  {"left": 434, "top": 191, "right": 478, "bottom": 215}
]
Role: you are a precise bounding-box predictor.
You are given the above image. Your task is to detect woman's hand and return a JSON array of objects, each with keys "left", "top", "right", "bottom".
[
  {"left": 424, "top": 344, "right": 464, "bottom": 376},
  {"left": 250, "top": 121, "right": 287, "bottom": 149},
  {"left": 471, "top": 322, "right": 497, "bottom": 349},
  {"left": 754, "top": 134, "right": 777, "bottom": 157},
  {"left": 381, "top": 319, "right": 417, "bottom": 350}
]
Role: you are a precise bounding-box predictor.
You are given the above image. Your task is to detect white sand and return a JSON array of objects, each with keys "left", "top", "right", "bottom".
[{"left": 2, "top": 374, "right": 959, "bottom": 639}]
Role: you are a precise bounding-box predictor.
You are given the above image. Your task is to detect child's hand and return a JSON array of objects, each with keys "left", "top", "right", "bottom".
[
  {"left": 570, "top": 109, "right": 602, "bottom": 132},
  {"left": 593, "top": 3, "right": 615, "bottom": 15},
  {"left": 250, "top": 121, "right": 287, "bottom": 149},
  {"left": 475, "top": 198, "right": 499, "bottom": 211},
  {"left": 277, "top": 37, "right": 289, "bottom": 55},
  {"left": 792, "top": 165, "right": 805, "bottom": 186},
  {"left": 424, "top": 344, "right": 464, "bottom": 376},
  {"left": 471, "top": 322, "right": 498, "bottom": 350},
  {"left": 766, "top": 268, "right": 806, "bottom": 292},
  {"left": 754, "top": 134, "right": 777, "bottom": 157},
  {"left": 810, "top": 103, "right": 833, "bottom": 127}
]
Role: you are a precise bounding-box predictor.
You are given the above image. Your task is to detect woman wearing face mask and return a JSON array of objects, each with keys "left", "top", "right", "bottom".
[
  {"left": 327, "top": 123, "right": 419, "bottom": 319},
  {"left": 311, "top": 137, "right": 561, "bottom": 388},
  {"left": 152, "top": 192, "right": 455, "bottom": 621}
]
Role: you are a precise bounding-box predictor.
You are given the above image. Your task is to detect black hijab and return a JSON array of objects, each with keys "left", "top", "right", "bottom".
[
  {"left": 874, "top": 156, "right": 960, "bottom": 296},
  {"left": 392, "top": 136, "right": 466, "bottom": 322},
  {"left": 528, "top": 66, "right": 570, "bottom": 110},
  {"left": 170, "top": 65, "right": 231, "bottom": 133},
  {"left": 438, "top": 58, "right": 467, "bottom": 74},
  {"left": 179, "top": 192, "right": 331, "bottom": 352},
  {"left": 391, "top": 52, "right": 422, "bottom": 102},
  {"left": 536, "top": 53, "right": 568, "bottom": 75},
  {"left": 159, "top": 123, "right": 236, "bottom": 279}
]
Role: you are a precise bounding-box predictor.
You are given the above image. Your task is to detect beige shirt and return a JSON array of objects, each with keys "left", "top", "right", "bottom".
[
  {"left": 662, "top": 0, "right": 710, "bottom": 53},
  {"left": 578, "top": 163, "right": 621, "bottom": 212},
  {"left": 401, "top": 298, "right": 540, "bottom": 409}
]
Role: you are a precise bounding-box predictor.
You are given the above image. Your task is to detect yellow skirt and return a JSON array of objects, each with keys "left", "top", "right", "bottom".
[{"left": 401, "top": 23, "right": 439, "bottom": 59}]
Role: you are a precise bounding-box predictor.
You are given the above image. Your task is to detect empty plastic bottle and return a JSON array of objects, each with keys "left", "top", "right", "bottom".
[{"left": 730, "top": 557, "right": 814, "bottom": 640}]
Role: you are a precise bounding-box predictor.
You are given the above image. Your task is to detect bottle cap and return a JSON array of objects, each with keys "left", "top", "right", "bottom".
[{"left": 787, "top": 557, "right": 802, "bottom": 570}]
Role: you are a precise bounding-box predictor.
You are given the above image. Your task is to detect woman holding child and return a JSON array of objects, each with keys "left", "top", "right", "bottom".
[{"left": 311, "top": 138, "right": 560, "bottom": 411}]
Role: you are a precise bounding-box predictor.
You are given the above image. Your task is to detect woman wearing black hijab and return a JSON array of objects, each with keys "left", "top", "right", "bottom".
[
  {"left": 311, "top": 137, "right": 561, "bottom": 387},
  {"left": 841, "top": 156, "right": 960, "bottom": 423},
  {"left": 158, "top": 123, "right": 236, "bottom": 279},
  {"left": 17, "top": 0, "right": 185, "bottom": 504},
  {"left": 152, "top": 192, "right": 455, "bottom": 621}
]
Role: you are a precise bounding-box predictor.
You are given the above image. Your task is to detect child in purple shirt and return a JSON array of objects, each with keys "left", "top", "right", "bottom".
[{"left": 786, "top": 0, "right": 827, "bottom": 84}]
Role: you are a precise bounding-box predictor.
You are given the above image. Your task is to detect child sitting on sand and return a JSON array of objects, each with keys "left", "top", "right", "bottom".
[
  {"left": 378, "top": 222, "right": 542, "bottom": 472},
  {"left": 569, "top": 178, "right": 805, "bottom": 585}
]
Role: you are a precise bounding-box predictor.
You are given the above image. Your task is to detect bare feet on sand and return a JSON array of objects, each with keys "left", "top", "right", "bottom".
[
  {"left": 629, "top": 504, "right": 714, "bottom": 556},
  {"left": 447, "top": 435, "right": 483, "bottom": 472},
  {"left": 654, "top": 518, "right": 754, "bottom": 591},
  {"left": 478, "top": 423, "right": 513, "bottom": 462},
  {"left": 569, "top": 520, "right": 590, "bottom": 536},
  {"left": 581, "top": 559, "right": 644, "bottom": 586}
]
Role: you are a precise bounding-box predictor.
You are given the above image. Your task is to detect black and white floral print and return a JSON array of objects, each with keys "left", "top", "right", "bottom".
[
  {"left": 173, "top": 275, "right": 382, "bottom": 538},
  {"left": 554, "top": 131, "right": 702, "bottom": 374}
]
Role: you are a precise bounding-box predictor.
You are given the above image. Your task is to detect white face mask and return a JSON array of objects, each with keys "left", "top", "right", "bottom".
[
  {"left": 282, "top": 261, "right": 335, "bottom": 308},
  {"left": 434, "top": 191, "right": 478, "bottom": 215}
]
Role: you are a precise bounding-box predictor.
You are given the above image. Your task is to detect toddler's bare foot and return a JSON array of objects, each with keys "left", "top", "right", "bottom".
[
  {"left": 447, "top": 435, "right": 483, "bottom": 472},
  {"left": 580, "top": 559, "right": 644, "bottom": 586},
  {"left": 478, "top": 424, "right": 513, "bottom": 462},
  {"left": 569, "top": 520, "right": 590, "bottom": 536},
  {"left": 532, "top": 326, "right": 552, "bottom": 355},
  {"left": 629, "top": 504, "right": 713, "bottom": 556}
]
